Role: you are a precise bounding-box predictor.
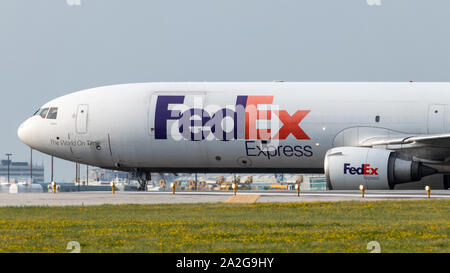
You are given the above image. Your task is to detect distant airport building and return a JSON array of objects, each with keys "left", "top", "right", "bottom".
[
  {"left": 88, "top": 167, "right": 128, "bottom": 183},
  {"left": 0, "top": 159, "right": 44, "bottom": 183},
  {"left": 85, "top": 167, "right": 327, "bottom": 190}
]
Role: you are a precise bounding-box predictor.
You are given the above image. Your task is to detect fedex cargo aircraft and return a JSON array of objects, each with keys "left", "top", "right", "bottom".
[{"left": 17, "top": 82, "right": 450, "bottom": 190}]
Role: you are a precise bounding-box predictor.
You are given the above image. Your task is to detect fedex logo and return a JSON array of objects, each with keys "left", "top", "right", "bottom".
[
  {"left": 154, "top": 95, "right": 310, "bottom": 141},
  {"left": 343, "top": 163, "right": 379, "bottom": 175}
]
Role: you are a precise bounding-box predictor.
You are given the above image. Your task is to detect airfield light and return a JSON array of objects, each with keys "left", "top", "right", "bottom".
[
  {"left": 232, "top": 183, "right": 237, "bottom": 195},
  {"left": 295, "top": 184, "right": 300, "bottom": 196},
  {"left": 425, "top": 186, "right": 431, "bottom": 198},
  {"left": 110, "top": 182, "right": 116, "bottom": 194},
  {"left": 359, "top": 185, "right": 365, "bottom": 198},
  {"left": 51, "top": 181, "right": 56, "bottom": 194},
  {"left": 171, "top": 183, "right": 175, "bottom": 195}
]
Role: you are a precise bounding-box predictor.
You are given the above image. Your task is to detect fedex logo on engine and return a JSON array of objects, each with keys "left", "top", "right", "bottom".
[
  {"left": 344, "top": 163, "right": 379, "bottom": 175},
  {"left": 154, "top": 95, "right": 311, "bottom": 141}
]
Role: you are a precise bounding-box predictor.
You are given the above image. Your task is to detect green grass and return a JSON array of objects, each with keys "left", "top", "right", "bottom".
[{"left": 0, "top": 200, "right": 448, "bottom": 253}]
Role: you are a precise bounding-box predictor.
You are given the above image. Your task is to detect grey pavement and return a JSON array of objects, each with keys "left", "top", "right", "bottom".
[{"left": 0, "top": 190, "right": 448, "bottom": 207}]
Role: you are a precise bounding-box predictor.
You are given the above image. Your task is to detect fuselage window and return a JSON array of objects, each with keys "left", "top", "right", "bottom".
[
  {"left": 39, "top": 108, "right": 49, "bottom": 118},
  {"left": 47, "top": 107, "right": 58, "bottom": 119}
]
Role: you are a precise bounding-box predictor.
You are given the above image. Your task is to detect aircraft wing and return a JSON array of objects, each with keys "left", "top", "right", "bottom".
[
  {"left": 360, "top": 133, "right": 450, "bottom": 163},
  {"left": 361, "top": 133, "right": 450, "bottom": 147}
]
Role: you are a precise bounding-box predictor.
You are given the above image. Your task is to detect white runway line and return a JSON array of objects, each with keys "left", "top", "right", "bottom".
[{"left": 142, "top": 191, "right": 450, "bottom": 199}]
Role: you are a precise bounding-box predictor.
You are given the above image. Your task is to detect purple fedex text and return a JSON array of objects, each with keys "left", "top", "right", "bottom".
[
  {"left": 155, "top": 96, "right": 185, "bottom": 139},
  {"left": 154, "top": 95, "right": 248, "bottom": 141}
]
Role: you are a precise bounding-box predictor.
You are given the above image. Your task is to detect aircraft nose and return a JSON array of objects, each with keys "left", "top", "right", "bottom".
[{"left": 18, "top": 119, "right": 32, "bottom": 146}]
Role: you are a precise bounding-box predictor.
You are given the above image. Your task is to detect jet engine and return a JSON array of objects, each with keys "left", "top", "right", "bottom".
[{"left": 324, "top": 147, "right": 437, "bottom": 190}]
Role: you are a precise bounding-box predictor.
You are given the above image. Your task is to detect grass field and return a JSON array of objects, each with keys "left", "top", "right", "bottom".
[{"left": 0, "top": 200, "right": 448, "bottom": 253}]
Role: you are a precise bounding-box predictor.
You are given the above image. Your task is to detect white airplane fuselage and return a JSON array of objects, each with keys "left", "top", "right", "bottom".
[{"left": 17, "top": 82, "right": 450, "bottom": 175}]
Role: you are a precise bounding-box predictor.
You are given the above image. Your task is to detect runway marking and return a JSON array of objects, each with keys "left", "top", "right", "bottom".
[{"left": 226, "top": 194, "right": 260, "bottom": 203}]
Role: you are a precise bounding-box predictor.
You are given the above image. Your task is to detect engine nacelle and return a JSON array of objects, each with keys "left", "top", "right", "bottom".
[{"left": 324, "top": 147, "right": 437, "bottom": 190}]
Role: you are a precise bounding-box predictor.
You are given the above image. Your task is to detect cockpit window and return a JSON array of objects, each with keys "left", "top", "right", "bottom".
[
  {"left": 33, "top": 109, "right": 40, "bottom": 116},
  {"left": 39, "top": 108, "right": 49, "bottom": 118},
  {"left": 47, "top": 107, "right": 58, "bottom": 119}
]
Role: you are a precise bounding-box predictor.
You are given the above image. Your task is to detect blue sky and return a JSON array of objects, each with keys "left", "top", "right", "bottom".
[{"left": 1, "top": 0, "right": 450, "bottom": 182}]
